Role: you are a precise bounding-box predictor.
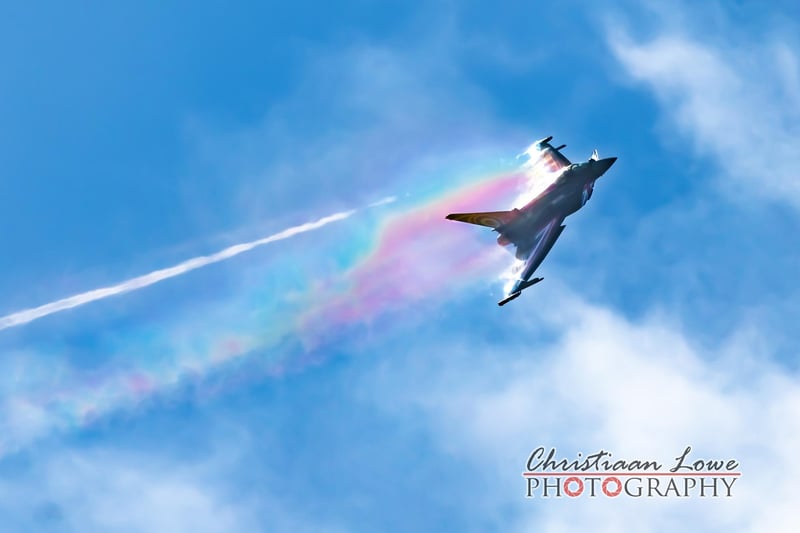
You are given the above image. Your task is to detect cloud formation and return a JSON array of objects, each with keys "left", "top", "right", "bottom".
[
  {"left": 608, "top": 18, "right": 800, "bottom": 209},
  {"left": 363, "top": 285, "right": 800, "bottom": 532}
]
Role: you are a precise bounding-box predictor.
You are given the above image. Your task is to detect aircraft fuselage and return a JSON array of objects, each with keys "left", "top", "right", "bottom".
[{"left": 500, "top": 157, "right": 617, "bottom": 255}]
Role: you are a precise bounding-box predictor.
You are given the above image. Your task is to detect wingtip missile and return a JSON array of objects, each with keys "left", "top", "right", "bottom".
[
  {"left": 497, "top": 277, "right": 544, "bottom": 306},
  {"left": 517, "top": 277, "right": 544, "bottom": 291},
  {"left": 498, "top": 291, "right": 522, "bottom": 306}
]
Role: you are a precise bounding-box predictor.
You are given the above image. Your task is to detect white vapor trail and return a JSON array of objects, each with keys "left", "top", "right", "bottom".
[{"left": 0, "top": 202, "right": 389, "bottom": 331}]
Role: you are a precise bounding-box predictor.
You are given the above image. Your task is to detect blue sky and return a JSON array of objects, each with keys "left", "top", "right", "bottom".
[{"left": 1, "top": 1, "right": 799, "bottom": 531}]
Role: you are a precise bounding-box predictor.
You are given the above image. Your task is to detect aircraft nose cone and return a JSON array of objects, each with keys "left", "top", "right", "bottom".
[{"left": 600, "top": 156, "right": 617, "bottom": 174}]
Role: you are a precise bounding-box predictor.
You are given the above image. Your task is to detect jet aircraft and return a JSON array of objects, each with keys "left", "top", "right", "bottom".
[{"left": 446, "top": 136, "right": 616, "bottom": 306}]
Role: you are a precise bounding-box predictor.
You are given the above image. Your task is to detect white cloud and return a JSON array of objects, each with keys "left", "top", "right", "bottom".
[
  {"left": 362, "top": 285, "right": 800, "bottom": 532},
  {"left": 0, "top": 450, "right": 250, "bottom": 533},
  {"left": 0, "top": 443, "right": 345, "bottom": 533},
  {"left": 607, "top": 17, "right": 800, "bottom": 210}
]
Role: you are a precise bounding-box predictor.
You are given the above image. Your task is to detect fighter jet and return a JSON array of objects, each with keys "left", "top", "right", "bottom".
[{"left": 446, "top": 136, "right": 616, "bottom": 306}]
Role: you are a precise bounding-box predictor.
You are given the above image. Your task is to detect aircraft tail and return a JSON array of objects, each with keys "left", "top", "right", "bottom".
[{"left": 445, "top": 210, "right": 519, "bottom": 229}]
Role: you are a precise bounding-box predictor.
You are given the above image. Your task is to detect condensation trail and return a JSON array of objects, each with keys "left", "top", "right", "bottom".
[{"left": 0, "top": 202, "right": 391, "bottom": 331}]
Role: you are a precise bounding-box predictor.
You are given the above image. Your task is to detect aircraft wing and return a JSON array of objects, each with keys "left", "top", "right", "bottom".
[
  {"left": 533, "top": 136, "right": 572, "bottom": 173},
  {"left": 445, "top": 209, "right": 520, "bottom": 229},
  {"left": 518, "top": 217, "right": 566, "bottom": 279},
  {"left": 499, "top": 217, "right": 566, "bottom": 305}
]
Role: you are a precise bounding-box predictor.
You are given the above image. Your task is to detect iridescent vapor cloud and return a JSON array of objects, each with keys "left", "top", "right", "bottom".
[
  {"left": 0, "top": 145, "right": 555, "bottom": 455},
  {"left": 297, "top": 171, "right": 529, "bottom": 347}
]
